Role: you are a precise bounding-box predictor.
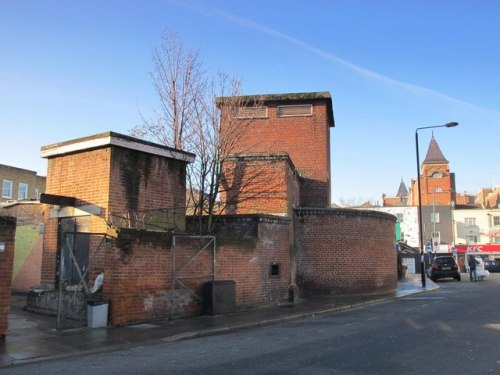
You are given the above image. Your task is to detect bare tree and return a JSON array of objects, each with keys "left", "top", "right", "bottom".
[
  {"left": 187, "top": 73, "right": 271, "bottom": 232},
  {"left": 131, "top": 30, "right": 203, "bottom": 149},
  {"left": 133, "top": 31, "right": 276, "bottom": 234}
]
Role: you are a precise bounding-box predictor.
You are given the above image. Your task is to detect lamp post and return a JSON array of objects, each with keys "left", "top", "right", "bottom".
[{"left": 415, "top": 121, "right": 458, "bottom": 288}]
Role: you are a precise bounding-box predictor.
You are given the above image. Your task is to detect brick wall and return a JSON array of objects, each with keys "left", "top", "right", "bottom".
[
  {"left": 1, "top": 203, "right": 45, "bottom": 292},
  {"left": 108, "top": 147, "right": 187, "bottom": 231},
  {"left": 294, "top": 208, "right": 397, "bottom": 295},
  {"left": 0, "top": 216, "right": 16, "bottom": 338},
  {"left": 213, "top": 216, "right": 292, "bottom": 306},
  {"left": 41, "top": 147, "right": 112, "bottom": 286},
  {"left": 105, "top": 216, "right": 292, "bottom": 326},
  {"left": 221, "top": 154, "right": 299, "bottom": 216}
]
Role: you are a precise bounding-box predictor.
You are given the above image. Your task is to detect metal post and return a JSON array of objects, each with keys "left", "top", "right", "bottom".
[
  {"left": 416, "top": 130, "right": 426, "bottom": 288},
  {"left": 415, "top": 122, "right": 458, "bottom": 288}
]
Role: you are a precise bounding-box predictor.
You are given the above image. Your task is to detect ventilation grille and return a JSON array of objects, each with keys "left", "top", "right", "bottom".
[
  {"left": 277, "top": 104, "right": 312, "bottom": 117},
  {"left": 236, "top": 106, "right": 268, "bottom": 119}
]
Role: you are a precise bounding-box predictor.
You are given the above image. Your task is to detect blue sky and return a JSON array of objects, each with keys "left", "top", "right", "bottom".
[{"left": 1, "top": 0, "right": 499, "bottom": 204}]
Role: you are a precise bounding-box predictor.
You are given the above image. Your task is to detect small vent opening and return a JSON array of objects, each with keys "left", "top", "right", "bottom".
[
  {"left": 277, "top": 104, "right": 312, "bottom": 117},
  {"left": 236, "top": 106, "right": 268, "bottom": 119}
]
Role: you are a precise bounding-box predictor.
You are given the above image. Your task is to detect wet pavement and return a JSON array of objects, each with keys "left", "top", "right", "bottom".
[{"left": 0, "top": 275, "right": 437, "bottom": 369}]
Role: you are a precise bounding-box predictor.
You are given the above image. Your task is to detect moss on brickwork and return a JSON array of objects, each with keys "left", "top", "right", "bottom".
[{"left": 117, "top": 149, "right": 152, "bottom": 212}]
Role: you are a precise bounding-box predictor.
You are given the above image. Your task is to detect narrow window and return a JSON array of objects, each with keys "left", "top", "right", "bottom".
[
  {"left": 430, "top": 212, "right": 440, "bottom": 223},
  {"left": 2, "top": 180, "right": 13, "bottom": 198},
  {"left": 466, "top": 235, "right": 478, "bottom": 244},
  {"left": 18, "top": 182, "right": 28, "bottom": 200},
  {"left": 493, "top": 216, "right": 500, "bottom": 226}
]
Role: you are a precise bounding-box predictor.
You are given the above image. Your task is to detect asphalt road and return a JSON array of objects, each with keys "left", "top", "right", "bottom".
[{"left": 3, "top": 273, "right": 500, "bottom": 374}]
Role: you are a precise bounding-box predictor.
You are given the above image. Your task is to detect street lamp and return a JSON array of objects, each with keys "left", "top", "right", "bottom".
[{"left": 415, "top": 121, "right": 458, "bottom": 288}]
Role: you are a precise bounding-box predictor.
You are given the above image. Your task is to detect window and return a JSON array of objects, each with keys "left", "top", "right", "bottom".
[
  {"left": 465, "top": 218, "right": 476, "bottom": 227},
  {"left": 432, "top": 172, "right": 442, "bottom": 178},
  {"left": 18, "top": 182, "right": 28, "bottom": 200},
  {"left": 466, "top": 235, "right": 478, "bottom": 244},
  {"left": 269, "top": 262, "right": 280, "bottom": 277},
  {"left": 430, "top": 212, "right": 440, "bottom": 223},
  {"left": 434, "top": 187, "right": 442, "bottom": 193},
  {"left": 277, "top": 104, "right": 312, "bottom": 117},
  {"left": 236, "top": 106, "right": 268, "bottom": 119},
  {"left": 493, "top": 216, "right": 500, "bottom": 226},
  {"left": 396, "top": 213, "right": 404, "bottom": 223},
  {"left": 2, "top": 180, "right": 13, "bottom": 198},
  {"left": 35, "top": 188, "right": 40, "bottom": 200}
]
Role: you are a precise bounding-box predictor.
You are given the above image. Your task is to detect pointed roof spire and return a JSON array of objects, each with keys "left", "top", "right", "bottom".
[
  {"left": 423, "top": 135, "right": 448, "bottom": 164},
  {"left": 396, "top": 178, "right": 408, "bottom": 197}
]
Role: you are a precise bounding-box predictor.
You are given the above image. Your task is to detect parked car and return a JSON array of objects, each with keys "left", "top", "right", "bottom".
[
  {"left": 429, "top": 256, "right": 461, "bottom": 282},
  {"left": 484, "top": 259, "right": 500, "bottom": 273}
]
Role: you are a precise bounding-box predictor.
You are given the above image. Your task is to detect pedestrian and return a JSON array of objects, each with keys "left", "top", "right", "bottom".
[{"left": 468, "top": 255, "right": 477, "bottom": 282}]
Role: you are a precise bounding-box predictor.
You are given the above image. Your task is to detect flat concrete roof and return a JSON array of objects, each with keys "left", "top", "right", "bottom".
[
  {"left": 41, "top": 131, "right": 196, "bottom": 163},
  {"left": 216, "top": 91, "right": 335, "bottom": 127}
]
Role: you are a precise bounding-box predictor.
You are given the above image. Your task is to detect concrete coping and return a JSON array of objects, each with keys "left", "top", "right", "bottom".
[
  {"left": 40, "top": 131, "right": 196, "bottom": 163},
  {"left": 294, "top": 207, "right": 397, "bottom": 222}
]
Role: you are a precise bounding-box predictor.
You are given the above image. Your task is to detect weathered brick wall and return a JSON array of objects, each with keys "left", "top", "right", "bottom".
[
  {"left": 0, "top": 216, "right": 16, "bottom": 337},
  {"left": 214, "top": 217, "right": 292, "bottom": 306},
  {"left": 294, "top": 208, "right": 397, "bottom": 295},
  {"left": 41, "top": 148, "right": 112, "bottom": 286},
  {"left": 104, "top": 216, "right": 292, "bottom": 326},
  {"left": 108, "top": 147, "right": 187, "bottom": 231},
  {"left": 223, "top": 99, "right": 331, "bottom": 208},
  {"left": 221, "top": 155, "right": 299, "bottom": 216},
  {"left": 1, "top": 203, "right": 45, "bottom": 291}
]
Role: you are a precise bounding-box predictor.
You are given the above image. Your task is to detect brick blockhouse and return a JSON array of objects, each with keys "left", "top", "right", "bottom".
[
  {"left": 34, "top": 132, "right": 196, "bottom": 325},
  {"left": 219, "top": 92, "right": 334, "bottom": 214}
]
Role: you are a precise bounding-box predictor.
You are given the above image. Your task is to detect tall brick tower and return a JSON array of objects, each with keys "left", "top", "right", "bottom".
[
  {"left": 411, "top": 134, "right": 456, "bottom": 206},
  {"left": 219, "top": 92, "right": 334, "bottom": 212}
]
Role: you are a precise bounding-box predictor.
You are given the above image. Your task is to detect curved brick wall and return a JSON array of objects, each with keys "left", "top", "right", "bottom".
[{"left": 294, "top": 208, "right": 397, "bottom": 295}]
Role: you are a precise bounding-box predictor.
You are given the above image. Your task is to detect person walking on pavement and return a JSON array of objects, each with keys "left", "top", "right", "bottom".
[{"left": 468, "top": 254, "right": 477, "bottom": 282}]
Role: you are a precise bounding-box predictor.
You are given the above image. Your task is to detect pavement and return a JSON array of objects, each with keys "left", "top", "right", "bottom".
[{"left": 0, "top": 275, "right": 437, "bottom": 369}]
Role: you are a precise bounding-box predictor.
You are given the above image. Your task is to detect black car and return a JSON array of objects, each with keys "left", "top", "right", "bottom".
[
  {"left": 429, "top": 256, "right": 461, "bottom": 282},
  {"left": 484, "top": 259, "right": 500, "bottom": 273}
]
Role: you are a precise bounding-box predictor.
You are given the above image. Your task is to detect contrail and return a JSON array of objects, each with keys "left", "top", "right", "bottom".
[{"left": 169, "top": 0, "right": 499, "bottom": 116}]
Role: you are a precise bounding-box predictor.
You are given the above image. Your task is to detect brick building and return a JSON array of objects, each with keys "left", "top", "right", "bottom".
[
  {"left": 1, "top": 164, "right": 46, "bottom": 204},
  {"left": 409, "top": 135, "right": 456, "bottom": 206}
]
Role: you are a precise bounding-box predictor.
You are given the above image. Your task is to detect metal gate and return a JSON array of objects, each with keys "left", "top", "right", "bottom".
[
  {"left": 56, "top": 222, "right": 111, "bottom": 330},
  {"left": 171, "top": 235, "right": 216, "bottom": 316}
]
